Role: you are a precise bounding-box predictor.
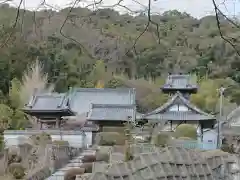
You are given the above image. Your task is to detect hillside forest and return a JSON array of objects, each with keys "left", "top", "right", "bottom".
[{"left": 0, "top": 4, "right": 239, "bottom": 130}]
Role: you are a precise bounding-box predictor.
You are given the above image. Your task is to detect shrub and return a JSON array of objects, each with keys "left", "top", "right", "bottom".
[
  {"left": 8, "top": 163, "right": 25, "bottom": 179},
  {"left": 96, "top": 132, "right": 125, "bottom": 146},
  {"left": 0, "top": 135, "right": 4, "bottom": 150},
  {"left": 154, "top": 133, "right": 171, "bottom": 147},
  {"left": 221, "top": 139, "right": 234, "bottom": 154},
  {"left": 82, "top": 154, "right": 96, "bottom": 163},
  {"left": 102, "top": 126, "right": 125, "bottom": 133},
  {"left": 175, "top": 124, "right": 197, "bottom": 140},
  {"left": 8, "top": 151, "right": 22, "bottom": 165},
  {"left": 96, "top": 151, "right": 109, "bottom": 162},
  {"left": 177, "top": 137, "right": 193, "bottom": 140},
  {"left": 41, "top": 132, "right": 52, "bottom": 141},
  {"left": 52, "top": 140, "right": 69, "bottom": 146},
  {"left": 124, "top": 146, "right": 133, "bottom": 161},
  {"left": 80, "top": 163, "right": 93, "bottom": 173},
  {"left": 64, "top": 168, "right": 85, "bottom": 180},
  {"left": 29, "top": 132, "right": 52, "bottom": 146},
  {"left": 221, "top": 144, "right": 234, "bottom": 153}
]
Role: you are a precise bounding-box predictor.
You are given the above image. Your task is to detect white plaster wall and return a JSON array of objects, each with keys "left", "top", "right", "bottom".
[
  {"left": 4, "top": 132, "right": 92, "bottom": 148},
  {"left": 202, "top": 130, "right": 218, "bottom": 144}
]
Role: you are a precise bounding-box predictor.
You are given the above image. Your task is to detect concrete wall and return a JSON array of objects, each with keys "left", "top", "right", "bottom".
[
  {"left": 3, "top": 130, "right": 92, "bottom": 148},
  {"left": 203, "top": 130, "right": 218, "bottom": 144}
]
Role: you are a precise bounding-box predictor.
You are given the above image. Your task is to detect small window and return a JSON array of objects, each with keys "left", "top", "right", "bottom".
[
  {"left": 169, "top": 105, "right": 179, "bottom": 111},
  {"left": 178, "top": 105, "right": 189, "bottom": 111},
  {"left": 208, "top": 140, "right": 213, "bottom": 142},
  {"left": 168, "top": 104, "right": 189, "bottom": 112}
]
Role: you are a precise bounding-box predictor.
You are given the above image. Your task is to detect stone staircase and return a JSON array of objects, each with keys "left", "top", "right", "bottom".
[{"left": 45, "top": 149, "right": 95, "bottom": 180}]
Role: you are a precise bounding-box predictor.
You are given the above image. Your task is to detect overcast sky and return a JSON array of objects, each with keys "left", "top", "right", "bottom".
[{"left": 7, "top": 0, "right": 240, "bottom": 18}]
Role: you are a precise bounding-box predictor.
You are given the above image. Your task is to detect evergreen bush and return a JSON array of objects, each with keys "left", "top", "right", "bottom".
[
  {"left": 154, "top": 133, "right": 171, "bottom": 147},
  {"left": 80, "top": 163, "right": 93, "bottom": 173},
  {"left": 175, "top": 124, "right": 197, "bottom": 140},
  {"left": 82, "top": 154, "right": 96, "bottom": 163},
  {"left": 8, "top": 163, "right": 25, "bottom": 179},
  {"left": 64, "top": 168, "right": 85, "bottom": 180},
  {"left": 96, "top": 132, "right": 125, "bottom": 146},
  {"left": 96, "top": 151, "right": 109, "bottom": 162}
]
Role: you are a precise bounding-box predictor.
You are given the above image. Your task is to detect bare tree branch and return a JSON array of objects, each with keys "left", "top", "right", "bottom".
[
  {"left": 0, "top": 0, "right": 24, "bottom": 48},
  {"left": 212, "top": 0, "right": 240, "bottom": 56}
]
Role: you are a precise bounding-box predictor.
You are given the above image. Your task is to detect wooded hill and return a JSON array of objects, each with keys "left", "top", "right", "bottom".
[{"left": 0, "top": 4, "right": 239, "bottom": 129}]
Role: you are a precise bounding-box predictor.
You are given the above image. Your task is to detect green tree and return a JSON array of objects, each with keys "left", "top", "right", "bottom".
[
  {"left": 0, "top": 104, "right": 13, "bottom": 131},
  {"left": 9, "top": 78, "right": 21, "bottom": 109},
  {"left": 175, "top": 124, "right": 197, "bottom": 140}
]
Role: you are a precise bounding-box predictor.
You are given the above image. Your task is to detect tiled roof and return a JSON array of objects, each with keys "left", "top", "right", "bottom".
[
  {"left": 162, "top": 74, "right": 198, "bottom": 90},
  {"left": 23, "top": 88, "right": 137, "bottom": 120},
  {"left": 227, "top": 106, "right": 240, "bottom": 125},
  {"left": 68, "top": 88, "right": 136, "bottom": 115},
  {"left": 23, "top": 93, "right": 73, "bottom": 114},
  {"left": 143, "top": 92, "right": 215, "bottom": 121},
  {"left": 88, "top": 146, "right": 237, "bottom": 180},
  {"left": 87, "top": 104, "right": 135, "bottom": 121}
]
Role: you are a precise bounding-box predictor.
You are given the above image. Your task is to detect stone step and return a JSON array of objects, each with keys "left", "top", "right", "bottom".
[{"left": 45, "top": 149, "right": 95, "bottom": 180}]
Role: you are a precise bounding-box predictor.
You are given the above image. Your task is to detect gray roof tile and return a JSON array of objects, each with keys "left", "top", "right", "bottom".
[
  {"left": 162, "top": 74, "right": 198, "bottom": 90},
  {"left": 68, "top": 88, "right": 136, "bottom": 115},
  {"left": 24, "top": 93, "right": 70, "bottom": 111},
  {"left": 143, "top": 92, "right": 215, "bottom": 121},
  {"left": 88, "top": 147, "right": 236, "bottom": 180},
  {"left": 23, "top": 88, "right": 137, "bottom": 120},
  {"left": 87, "top": 104, "right": 135, "bottom": 121}
]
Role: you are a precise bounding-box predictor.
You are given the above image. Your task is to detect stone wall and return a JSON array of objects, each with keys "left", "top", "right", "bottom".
[
  {"left": 51, "top": 145, "right": 72, "bottom": 171},
  {"left": 0, "top": 148, "right": 8, "bottom": 175},
  {"left": 26, "top": 166, "right": 51, "bottom": 180}
]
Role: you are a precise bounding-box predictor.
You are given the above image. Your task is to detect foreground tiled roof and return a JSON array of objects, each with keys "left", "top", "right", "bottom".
[
  {"left": 143, "top": 92, "right": 215, "bottom": 121},
  {"left": 227, "top": 106, "right": 240, "bottom": 126},
  {"left": 87, "top": 104, "right": 135, "bottom": 121},
  {"left": 88, "top": 146, "right": 237, "bottom": 180}
]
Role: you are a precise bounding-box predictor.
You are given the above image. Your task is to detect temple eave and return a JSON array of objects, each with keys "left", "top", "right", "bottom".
[
  {"left": 143, "top": 112, "right": 215, "bottom": 121},
  {"left": 22, "top": 108, "right": 75, "bottom": 117}
]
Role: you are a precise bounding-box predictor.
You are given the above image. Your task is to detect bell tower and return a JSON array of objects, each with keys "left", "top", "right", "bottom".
[{"left": 161, "top": 74, "right": 198, "bottom": 99}]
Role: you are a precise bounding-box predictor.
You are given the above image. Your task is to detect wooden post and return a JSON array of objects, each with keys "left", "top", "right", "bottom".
[{"left": 55, "top": 119, "right": 59, "bottom": 128}]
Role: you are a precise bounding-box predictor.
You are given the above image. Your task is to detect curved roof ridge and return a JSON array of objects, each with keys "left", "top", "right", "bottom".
[
  {"left": 72, "top": 87, "right": 135, "bottom": 92},
  {"left": 91, "top": 103, "right": 135, "bottom": 108},
  {"left": 143, "top": 91, "right": 215, "bottom": 119},
  {"left": 145, "top": 92, "right": 179, "bottom": 116},
  {"left": 177, "top": 92, "right": 215, "bottom": 118}
]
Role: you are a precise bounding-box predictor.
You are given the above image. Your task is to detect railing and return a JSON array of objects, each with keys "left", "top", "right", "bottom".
[{"left": 172, "top": 140, "right": 217, "bottom": 150}]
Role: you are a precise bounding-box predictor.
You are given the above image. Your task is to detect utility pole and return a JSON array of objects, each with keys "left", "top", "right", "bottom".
[{"left": 217, "top": 86, "right": 225, "bottom": 148}]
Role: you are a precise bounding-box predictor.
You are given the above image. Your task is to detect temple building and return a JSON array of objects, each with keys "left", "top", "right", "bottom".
[
  {"left": 22, "top": 88, "right": 137, "bottom": 131},
  {"left": 23, "top": 93, "right": 74, "bottom": 129},
  {"left": 142, "top": 74, "right": 216, "bottom": 136}
]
